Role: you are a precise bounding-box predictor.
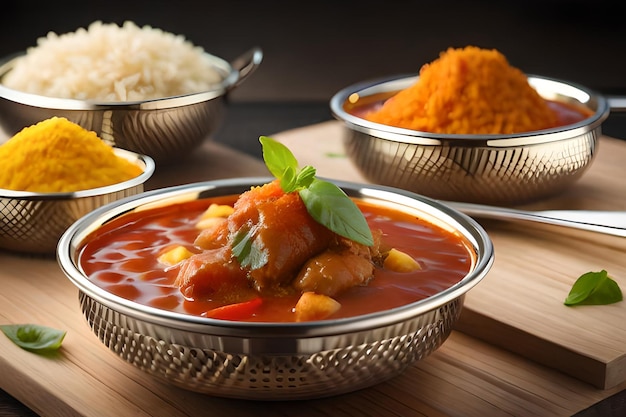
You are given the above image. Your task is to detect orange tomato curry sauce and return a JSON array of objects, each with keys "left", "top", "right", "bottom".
[{"left": 79, "top": 196, "right": 476, "bottom": 322}]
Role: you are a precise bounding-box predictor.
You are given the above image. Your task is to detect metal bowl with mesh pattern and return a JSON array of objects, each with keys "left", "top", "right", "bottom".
[
  {"left": 57, "top": 177, "right": 494, "bottom": 400},
  {"left": 0, "top": 47, "right": 262, "bottom": 164},
  {"left": 0, "top": 148, "right": 154, "bottom": 255},
  {"left": 330, "top": 74, "right": 610, "bottom": 205}
]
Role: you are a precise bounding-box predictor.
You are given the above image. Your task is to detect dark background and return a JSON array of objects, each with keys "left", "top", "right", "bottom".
[{"left": 1, "top": 0, "right": 626, "bottom": 147}]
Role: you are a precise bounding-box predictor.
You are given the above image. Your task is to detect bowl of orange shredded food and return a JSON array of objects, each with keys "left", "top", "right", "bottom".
[
  {"left": 330, "top": 46, "right": 610, "bottom": 205},
  {"left": 0, "top": 116, "right": 155, "bottom": 254},
  {"left": 57, "top": 137, "right": 494, "bottom": 400},
  {"left": 0, "top": 21, "right": 262, "bottom": 164}
]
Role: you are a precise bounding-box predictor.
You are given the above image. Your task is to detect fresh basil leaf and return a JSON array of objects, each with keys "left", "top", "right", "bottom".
[
  {"left": 260, "top": 136, "right": 374, "bottom": 247},
  {"left": 299, "top": 179, "right": 374, "bottom": 246},
  {"left": 0, "top": 324, "right": 66, "bottom": 352},
  {"left": 280, "top": 165, "right": 299, "bottom": 193},
  {"left": 564, "top": 270, "right": 623, "bottom": 306},
  {"left": 260, "top": 136, "right": 299, "bottom": 181},
  {"left": 231, "top": 226, "right": 253, "bottom": 263},
  {"left": 231, "top": 225, "right": 268, "bottom": 270},
  {"left": 296, "top": 166, "right": 316, "bottom": 189}
]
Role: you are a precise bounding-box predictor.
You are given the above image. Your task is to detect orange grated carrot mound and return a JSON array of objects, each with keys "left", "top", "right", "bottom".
[{"left": 365, "top": 46, "right": 558, "bottom": 134}]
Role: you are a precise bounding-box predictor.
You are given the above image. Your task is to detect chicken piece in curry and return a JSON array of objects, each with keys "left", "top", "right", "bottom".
[{"left": 174, "top": 180, "right": 385, "bottom": 320}]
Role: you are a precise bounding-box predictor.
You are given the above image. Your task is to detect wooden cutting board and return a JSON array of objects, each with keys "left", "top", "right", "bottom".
[
  {"left": 274, "top": 120, "right": 626, "bottom": 390},
  {"left": 1, "top": 126, "right": 626, "bottom": 417}
]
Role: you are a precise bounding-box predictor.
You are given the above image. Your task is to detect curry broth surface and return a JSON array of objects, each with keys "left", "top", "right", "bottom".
[{"left": 79, "top": 195, "right": 475, "bottom": 322}]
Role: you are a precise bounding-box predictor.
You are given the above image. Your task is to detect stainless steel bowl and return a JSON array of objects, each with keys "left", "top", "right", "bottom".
[
  {"left": 0, "top": 148, "right": 154, "bottom": 255},
  {"left": 0, "top": 47, "right": 262, "bottom": 164},
  {"left": 330, "top": 74, "right": 611, "bottom": 205},
  {"left": 57, "top": 177, "right": 493, "bottom": 400}
]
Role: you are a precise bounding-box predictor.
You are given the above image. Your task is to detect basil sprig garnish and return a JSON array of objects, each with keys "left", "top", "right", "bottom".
[
  {"left": 564, "top": 270, "right": 623, "bottom": 306},
  {"left": 232, "top": 137, "right": 374, "bottom": 269},
  {"left": 260, "top": 136, "right": 373, "bottom": 246}
]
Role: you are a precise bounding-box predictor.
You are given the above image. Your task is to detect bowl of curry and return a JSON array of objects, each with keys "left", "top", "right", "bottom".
[
  {"left": 330, "top": 46, "right": 610, "bottom": 205},
  {"left": 57, "top": 176, "right": 493, "bottom": 400}
]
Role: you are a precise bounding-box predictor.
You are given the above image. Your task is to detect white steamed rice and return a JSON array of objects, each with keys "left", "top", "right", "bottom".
[{"left": 2, "top": 21, "right": 223, "bottom": 102}]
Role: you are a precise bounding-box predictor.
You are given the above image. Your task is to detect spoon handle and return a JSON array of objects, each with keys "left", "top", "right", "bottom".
[{"left": 447, "top": 202, "right": 626, "bottom": 238}]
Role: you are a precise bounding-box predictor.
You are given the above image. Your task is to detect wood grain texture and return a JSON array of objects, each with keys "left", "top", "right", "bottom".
[
  {"left": 275, "top": 121, "right": 626, "bottom": 389},
  {"left": 1, "top": 128, "right": 625, "bottom": 416},
  {"left": 1, "top": 249, "right": 624, "bottom": 416}
]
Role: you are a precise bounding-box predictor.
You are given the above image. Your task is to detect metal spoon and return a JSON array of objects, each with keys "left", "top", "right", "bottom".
[
  {"left": 451, "top": 95, "right": 624, "bottom": 237},
  {"left": 447, "top": 201, "right": 626, "bottom": 238}
]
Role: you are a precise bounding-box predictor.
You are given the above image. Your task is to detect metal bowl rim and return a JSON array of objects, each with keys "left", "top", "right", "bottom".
[
  {"left": 0, "top": 148, "right": 155, "bottom": 200},
  {"left": 57, "top": 176, "right": 494, "bottom": 338},
  {"left": 329, "top": 73, "right": 610, "bottom": 145},
  {"left": 0, "top": 51, "right": 239, "bottom": 110}
]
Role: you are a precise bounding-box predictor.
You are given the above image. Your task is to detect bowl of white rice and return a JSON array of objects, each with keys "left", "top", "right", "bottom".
[{"left": 0, "top": 21, "right": 262, "bottom": 163}]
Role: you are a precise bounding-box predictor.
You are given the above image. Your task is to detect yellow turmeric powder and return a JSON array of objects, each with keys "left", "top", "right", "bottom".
[
  {"left": 366, "top": 46, "right": 558, "bottom": 134},
  {"left": 0, "top": 117, "right": 143, "bottom": 192}
]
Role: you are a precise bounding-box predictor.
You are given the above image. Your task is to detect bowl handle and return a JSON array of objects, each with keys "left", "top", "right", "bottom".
[
  {"left": 607, "top": 96, "right": 626, "bottom": 113},
  {"left": 229, "top": 47, "right": 263, "bottom": 89}
]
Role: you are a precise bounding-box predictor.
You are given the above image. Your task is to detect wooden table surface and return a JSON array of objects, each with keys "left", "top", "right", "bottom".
[{"left": 2, "top": 121, "right": 626, "bottom": 416}]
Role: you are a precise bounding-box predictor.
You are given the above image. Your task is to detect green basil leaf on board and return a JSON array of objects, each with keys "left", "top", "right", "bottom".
[
  {"left": 0, "top": 324, "right": 66, "bottom": 352},
  {"left": 564, "top": 270, "right": 623, "bottom": 306}
]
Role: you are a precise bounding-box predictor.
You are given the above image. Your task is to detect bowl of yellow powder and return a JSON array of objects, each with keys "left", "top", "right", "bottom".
[
  {"left": 330, "top": 46, "right": 610, "bottom": 205},
  {"left": 0, "top": 117, "right": 155, "bottom": 255},
  {"left": 0, "top": 21, "right": 262, "bottom": 164}
]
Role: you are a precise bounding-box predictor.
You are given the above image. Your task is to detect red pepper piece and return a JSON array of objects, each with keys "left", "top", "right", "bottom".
[{"left": 203, "top": 297, "right": 263, "bottom": 321}]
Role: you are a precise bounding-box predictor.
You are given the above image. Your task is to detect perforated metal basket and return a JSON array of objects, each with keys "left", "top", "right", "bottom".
[
  {"left": 0, "top": 149, "right": 154, "bottom": 255},
  {"left": 79, "top": 291, "right": 461, "bottom": 400},
  {"left": 330, "top": 75, "right": 611, "bottom": 205},
  {"left": 57, "top": 178, "right": 494, "bottom": 400}
]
